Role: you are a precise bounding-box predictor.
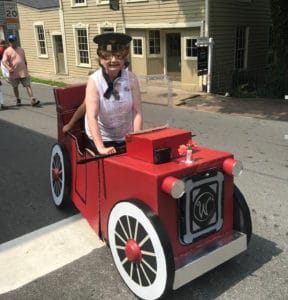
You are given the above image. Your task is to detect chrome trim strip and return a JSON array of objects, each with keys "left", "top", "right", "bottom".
[{"left": 173, "top": 231, "right": 247, "bottom": 290}]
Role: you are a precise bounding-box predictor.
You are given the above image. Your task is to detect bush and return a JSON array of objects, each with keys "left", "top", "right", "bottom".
[{"left": 231, "top": 65, "right": 287, "bottom": 98}]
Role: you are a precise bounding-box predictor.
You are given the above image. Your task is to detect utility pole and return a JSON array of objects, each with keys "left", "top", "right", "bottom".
[
  {"left": 204, "top": 0, "right": 214, "bottom": 93},
  {"left": 207, "top": 38, "right": 214, "bottom": 93}
]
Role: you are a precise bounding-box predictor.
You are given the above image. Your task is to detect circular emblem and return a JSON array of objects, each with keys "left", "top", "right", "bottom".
[{"left": 193, "top": 187, "right": 216, "bottom": 227}]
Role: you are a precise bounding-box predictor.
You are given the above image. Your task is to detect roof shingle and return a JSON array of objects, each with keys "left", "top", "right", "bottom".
[{"left": 17, "top": 0, "right": 59, "bottom": 10}]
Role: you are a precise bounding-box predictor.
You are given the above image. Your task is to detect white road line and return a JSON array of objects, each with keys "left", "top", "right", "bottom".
[{"left": 0, "top": 214, "right": 104, "bottom": 294}]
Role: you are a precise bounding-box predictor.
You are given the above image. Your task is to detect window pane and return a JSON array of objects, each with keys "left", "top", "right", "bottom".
[
  {"left": 102, "top": 28, "right": 114, "bottom": 33},
  {"left": 235, "top": 25, "right": 247, "bottom": 69},
  {"left": 133, "top": 39, "right": 143, "bottom": 55},
  {"left": 185, "top": 38, "right": 197, "bottom": 57},
  {"left": 149, "top": 30, "right": 160, "bottom": 55},
  {"left": 36, "top": 25, "right": 46, "bottom": 55},
  {"left": 77, "top": 29, "right": 89, "bottom": 64}
]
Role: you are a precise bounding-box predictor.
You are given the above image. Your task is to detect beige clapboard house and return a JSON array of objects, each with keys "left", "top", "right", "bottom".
[{"left": 17, "top": 0, "right": 272, "bottom": 93}]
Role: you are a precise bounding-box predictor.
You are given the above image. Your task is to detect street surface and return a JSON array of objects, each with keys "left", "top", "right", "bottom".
[{"left": 0, "top": 80, "right": 288, "bottom": 299}]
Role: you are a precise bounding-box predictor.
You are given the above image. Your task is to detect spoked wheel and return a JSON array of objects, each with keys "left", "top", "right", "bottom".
[
  {"left": 233, "top": 185, "right": 252, "bottom": 244},
  {"left": 49, "top": 143, "right": 71, "bottom": 207},
  {"left": 108, "top": 201, "right": 174, "bottom": 300}
]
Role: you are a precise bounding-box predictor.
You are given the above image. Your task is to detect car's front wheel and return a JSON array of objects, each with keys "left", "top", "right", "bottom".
[{"left": 108, "top": 201, "right": 174, "bottom": 300}]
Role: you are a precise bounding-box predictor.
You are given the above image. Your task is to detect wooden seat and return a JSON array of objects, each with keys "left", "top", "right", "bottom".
[
  {"left": 53, "top": 83, "right": 96, "bottom": 156},
  {"left": 53, "top": 83, "right": 86, "bottom": 131},
  {"left": 54, "top": 83, "right": 86, "bottom": 113}
]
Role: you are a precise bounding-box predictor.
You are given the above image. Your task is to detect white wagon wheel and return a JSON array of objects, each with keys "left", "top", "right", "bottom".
[
  {"left": 49, "top": 143, "right": 71, "bottom": 207},
  {"left": 108, "top": 201, "right": 174, "bottom": 300}
]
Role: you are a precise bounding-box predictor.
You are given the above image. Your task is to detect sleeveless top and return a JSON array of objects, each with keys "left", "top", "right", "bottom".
[{"left": 85, "top": 68, "right": 133, "bottom": 142}]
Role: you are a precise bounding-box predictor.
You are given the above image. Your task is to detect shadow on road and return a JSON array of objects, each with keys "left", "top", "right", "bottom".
[
  {"left": 0, "top": 119, "right": 77, "bottom": 244},
  {"left": 168, "top": 233, "right": 282, "bottom": 299},
  {"left": 1, "top": 233, "right": 281, "bottom": 300}
]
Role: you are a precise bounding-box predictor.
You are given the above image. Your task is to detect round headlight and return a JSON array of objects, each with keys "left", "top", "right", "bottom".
[
  {"left": 223, "top": 158, "right": 243, "bottom": 176},
  {"left": 161, "top": 176, "right": 185, "bottom": 199}
]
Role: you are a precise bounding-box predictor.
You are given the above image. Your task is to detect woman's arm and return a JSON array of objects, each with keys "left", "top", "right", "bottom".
[{"left": 62, "top": 101, "right": 86, "bottom": 133}]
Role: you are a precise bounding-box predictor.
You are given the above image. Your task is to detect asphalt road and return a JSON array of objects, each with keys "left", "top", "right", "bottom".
[{"left": 0, "top": 80, "right": 287, "bottom": 299}]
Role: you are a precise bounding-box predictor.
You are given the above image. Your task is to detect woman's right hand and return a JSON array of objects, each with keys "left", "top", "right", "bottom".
[
  {"left": 97, "top": 146, "right": 116, "bottom": 155},
  {"left": 62, "top": 123, "right": 71, "bottom": 134}
]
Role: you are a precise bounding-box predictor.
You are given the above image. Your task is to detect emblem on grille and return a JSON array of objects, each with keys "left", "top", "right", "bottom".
[
  {"left": 193, "top": 188, "right": 216, "bottom": 227},
  {"left": 179, "top": 169, "right": 224, "bottom": 244}
]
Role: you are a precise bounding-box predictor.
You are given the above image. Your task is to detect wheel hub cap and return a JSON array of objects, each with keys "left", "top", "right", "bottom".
[
  {"left": 125, "top": 239, "right": 142, "bottom": 264},
  {"left": 52, "top": 168, "right": 60, "bottom": 181}
]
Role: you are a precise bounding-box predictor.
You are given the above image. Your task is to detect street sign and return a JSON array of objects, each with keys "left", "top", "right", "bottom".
[
  {"left": 197, "top": 46, "right": 208, "bottom": 76},
  {"left": 196, "top": 37, "right": 209, "bottom": 46},
  {"left": 5, "top": 2, "right": 19, "bottom": 19},
  {"left": 4, "top": 1, "right": 19, "bottom": 28}
]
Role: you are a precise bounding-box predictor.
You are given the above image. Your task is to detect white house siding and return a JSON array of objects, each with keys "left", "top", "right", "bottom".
[
  {"left": 16, "top": 0, "right": 272, "bottom": 93},
  {"left": 60, "top": 1, "right": 123, "bottom": 78},
  {"left": 60, "top": 0, "right": 205, "bottom": 91},
  {"left": 17, "top": 4, "right": 61, "bottom": 76}
]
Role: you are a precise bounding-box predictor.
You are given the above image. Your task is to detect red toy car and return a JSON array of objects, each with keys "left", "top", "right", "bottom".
[{"left": 50, "top": 83, "right": 252, "bottom": 300}]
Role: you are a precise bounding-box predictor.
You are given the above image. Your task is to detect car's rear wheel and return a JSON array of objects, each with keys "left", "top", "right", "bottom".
[
  {"left": 108, "top": 201, "right": 174, "bottom": 300},
  {"left": 233, "top": 185, "right": 252, "bottom": 244},
  {"left": 49, "top": 143, "right": 71, "bottom": 207}
]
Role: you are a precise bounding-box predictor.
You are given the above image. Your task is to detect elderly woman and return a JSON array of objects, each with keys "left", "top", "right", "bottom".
[{"left": 84, "top": 32, "right": 142, "bottom": 155}]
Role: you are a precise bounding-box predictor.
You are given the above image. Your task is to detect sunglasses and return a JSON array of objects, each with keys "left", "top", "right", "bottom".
[{"left": 99, "top": 51, "right": 127, "bottom": 60}]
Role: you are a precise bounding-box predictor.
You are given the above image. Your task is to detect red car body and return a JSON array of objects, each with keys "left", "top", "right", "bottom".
[{"left": 50, "top": 83, "right": 252, "bottom": 300}]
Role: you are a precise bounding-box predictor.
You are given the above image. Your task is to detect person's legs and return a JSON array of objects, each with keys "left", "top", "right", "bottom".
[
  {"left": 13, "top": 86, "right": 19, "bottom": 99},
  {"left": 25, "top": 84, "right": 33, "bottom": 98},
  {"left": 10, "top": 78, "right": 21, "bottom": 106},
  {"left": 0, "top": 89, "right": 8, "bottom": 109},
  {"left": 21, "top": 77, "right": 40, "bottom": 106}
]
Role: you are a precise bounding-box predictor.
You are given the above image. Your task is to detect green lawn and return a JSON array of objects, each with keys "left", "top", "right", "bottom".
[{"left": 1, "top": 71, "right": 68, "bottom": 87}]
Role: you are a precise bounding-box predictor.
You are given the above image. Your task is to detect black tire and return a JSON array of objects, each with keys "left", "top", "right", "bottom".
[
  {"left": 108, "top": 201, "right": 174, "bottom": 300},
  {"left": 233, "top": 185, "right": 252, "bottom": 244},
  {"left": 49, "top": 143, "right": 71, "bottom": 207}
]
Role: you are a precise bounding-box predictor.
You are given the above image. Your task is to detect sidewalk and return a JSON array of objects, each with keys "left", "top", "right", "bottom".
[
  {"left": 29, "top": 72, "right": 288, "bottom": 122},
  {"left": 175, "top": 92, "right": 288, "bottom": 122}
]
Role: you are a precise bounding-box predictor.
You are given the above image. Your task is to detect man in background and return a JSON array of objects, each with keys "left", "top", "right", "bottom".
[{"left": 2, "top": 35, "right": 40, "bottom": 107}]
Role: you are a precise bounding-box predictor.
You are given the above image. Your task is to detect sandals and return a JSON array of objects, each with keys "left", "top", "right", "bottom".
[
  {"left": 15, "top": 98, "right": 40, "bottom": 107},
  {"left": 31, "top": 99, "right": 40, "bottom": 107}
]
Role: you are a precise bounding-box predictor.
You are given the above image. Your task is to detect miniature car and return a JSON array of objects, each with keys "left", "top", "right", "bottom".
[{"left": 49, "top": 83, "right": 252, "bottom": 300}]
